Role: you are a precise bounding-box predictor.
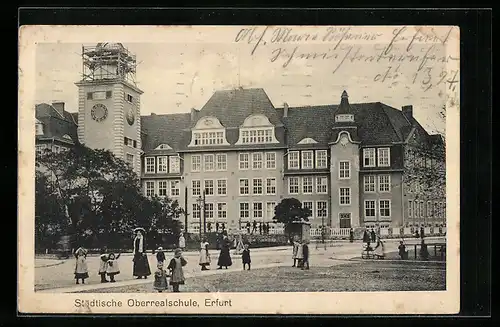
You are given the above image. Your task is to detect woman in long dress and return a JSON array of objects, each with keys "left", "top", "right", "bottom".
[
  {"left": 235, "top": 234, "right": 244, "bottom": 255},
  {"left": 132, "top": 228, "right": 151, "bottom": 279},
  {"left": 373, "top": 237, "right": 386, "bottom": 259},
  {"left": 199, "top": 238, "right": 210, "bottom": 271},
  {"left": 217, "top": 236, "right": 232, "bottom": 269}
]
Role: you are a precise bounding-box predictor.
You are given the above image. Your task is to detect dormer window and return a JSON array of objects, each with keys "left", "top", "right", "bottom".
[
  {"left": 62, "top": 134, "right": 72, "bottom": 140},
  {"left": 155, "top": 144, "right": 173, "bottom": 150},
  {"left": 35, "top": 120, "right": 43, "bottom": 136},
  {"left": 189, "top": 116, "right": 230, "bottom": 147},
  {"left": 236, "top": 114, "right": 279, "bottom": 145},
  {"left": 335, "top": 114, "right": 354, "bottom": 122},
  {"left": 297, "top": 138, "right": 318, "bottom": 145}
]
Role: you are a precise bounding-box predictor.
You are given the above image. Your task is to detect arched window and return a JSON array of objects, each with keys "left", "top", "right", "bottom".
[
  {"left": 154, "top": 144, "right": 173, "bottom": 150},
  {"left": 236, "top": 114, "right": 279, "bottom": 145},
  {"left": 189, "top": 116, "right": 229, "bottom": 147}
]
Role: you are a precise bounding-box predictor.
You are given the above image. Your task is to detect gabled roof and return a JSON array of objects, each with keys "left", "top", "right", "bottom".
[
  {"left": 141, "top": 113, "right": 191, "bottom": 152},
  {"left": 35, "top": 103, "right": 78, "bottom": 143}
]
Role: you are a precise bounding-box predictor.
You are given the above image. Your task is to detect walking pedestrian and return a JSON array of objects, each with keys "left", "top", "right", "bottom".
[
  {"left": 242, "top": 243, "right": 251, "bottom": 270},
  {"left": 199, "top": 238, "right": 210, "bottom": 271},
  {"left": 74, "top": 247, "right": 89, "bottom": 285},
  {"left": 167, "top": 248, "right": 187, "bottom": 292},
  {"left": 153, "top": 262, "right": 168, "bottom": 293},
  {"left": 132, "top": 227, "right": 151, "bottom": 279},
  {"left": 106, "top": 252, "right": 121, "bottom": 282}
]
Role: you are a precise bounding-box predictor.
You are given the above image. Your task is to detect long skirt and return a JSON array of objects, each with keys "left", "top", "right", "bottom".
[
  {"left": 217, "top": 248, "right": 232, "bottom": 267},
  {"left": 133, "top": 253, "right": 151, "bottom": 277}
]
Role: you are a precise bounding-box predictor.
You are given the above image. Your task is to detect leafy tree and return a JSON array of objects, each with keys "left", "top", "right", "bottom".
[{"left": 273, "top": 198, "right": 311, "bottom": 242}]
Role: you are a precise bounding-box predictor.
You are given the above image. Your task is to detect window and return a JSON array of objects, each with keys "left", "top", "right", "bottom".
[
  {"left": 253, "top": 178, "right": 263, "bottom": 195},
  {"left": 266, "top": 178, "right": 277, "bottom": 195},
  {"left": 434, "top": 201, "right": 439, "bottom": 218},
  {"left": 169, "top": 156, "right": 180, "bottom": 174},
  {"left": 301, "top": 151, "right": 314, "bottom": 169},
  {"left": 316, "top": 201, "right": 328, "bottom": 218},
  {"left": 217, "top": 203, "right": 227, "bottom": 219},
  {"left": 316, "top": 150, "right": 328, "bottom": 168},
  {"left": 204, "top": 154, "right": 215, "bottom": 171},
  {"left": 145, "top": 157, "right": 155, "bottom": 173},
  {"left": 239, "top": 179, "right": 249, "bottom": 196},
  {"left": 427, "top": 201, "right": 432, "bottom": 218},
  {"left": 145, "top": 181, "right": 155, "bottom": 197},
  {"left": 289, "top": 177, "right": 299, "bottom": 194},
  {"left": 365, "top": 200, "right": 376, "bottom": 218},
  {"left": 303, "top": 201, "right": 313, "bottom": 218},
  {"left": 241, "top": 128, "right": 275, "bottom": 144},
  {"left": 239, "top": 202, "right": 250, "bottom": 220},
  {"left": 252, "top": 152, "right": 263, "bottom": 170},
  {"left": 408, "top": 200, "right": 413, "bottom": 218},
  {"left": 364, "top": 175, "right": 376, "bottom": 192},
  {"left": 192, "top": 180, "right": 201, "bottom": 197},
  {"left": 124, "top": 137, "right": 135, "bottom": 148},
  {"left": 266, "top": 202, "right": 276, "bottom": 220},
  {"left": 378, "top": 175, "right": 391, "bottom": 192},
  {"left": 363, "top": 148, "right": 375, "bottom": 167},
  {"left": 126, "top": 94, "right": 134, "bottom": 103},
  {"left": 419, "top": 201, "right": 424, "bottom": 218},
  {"left": 192, "top": 131, "right": 225, "bottom": 146},
  {"left": 339, "top": 188, "right": 351, "bottom": 205},
  {"left": 158, "top": 181, "right": 168, "bottom": 197},
  {"left": 253, "top": 202, "right": 263, "bottom": 219},
  {"left": 378, "top": 148, "right": 390, "bottom": 167},
  {"left": 205, "top": 203, "right": 214, "bottom": 220},
  {"left": 335, "top": 114, "right": 354, "bottom": 122},
  {"left": 339, "top": 213, "right": 352, "bottom": 228},
  {"left": 217, "top": 179, "right": 227, "bottom": 196},
  {"left": 191, "top": 155, "right": 201, "bottom": 172},
  {"left": 288, "top": 151, "right": 299, "bottom": 169},
  {"left": 35, "top": 123, "right": 43, "bottom": 135},
  {"left": 170, "top": 181, "right": 180, "bottom": 197},
  {"left": 126, "top": 154, "right": 134, "bottom": 167},
  {"left": 93, "top": 91, "right": 106, "bottom": 100},
  {"left": 239, "top": 153, "right": 249, "bottom": 170},
  {"left": 379, "top": 200, "right": 391, "bottom": 218},
  {"left": 157, "top": 156, "right": 168, "bottom": 173},
  {"left": 413, "top": 201, "right": 418, "bottom": 219},
  {"left": 216, "top": 153, "right": 227, "bottom": 171},
  {"left": 265, "top": 152, "right": 276, "bottom": 169},
  {"left": 302, "top": 176, "right": 313, "bottom": 194},
  {"left": 204, "top": 180, "right": 214, "bottom": 196},
  {"left": 192, "top": 204, "right": 201, "bottom": 220},
  {"left": 316, "top": 177, "right": 328, "bottom": 194},
  {"left": 339, "top": 161, "right": 350, "bottom": 179}
]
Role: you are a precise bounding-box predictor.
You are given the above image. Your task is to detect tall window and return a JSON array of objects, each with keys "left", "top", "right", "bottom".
[
  {"left": 427, "top": 200, "right": 432, "bottom": 218},
  {"left": 301, "top": 151, "right": 314, "bottom": 169},
  {"left": 408, "top": 200, "right": 413, "bottom": 218},
  {"left": 192, "top": 204, "right": 201, "bottom": 219},
  {"left": 253, "top": 202, "right": 263, "bottom": 219},
  {"left": 191, "top": 155, "right": 201, "bottom": 172},
  {"left": 339, "top": 188, "right": 351, "bottom": 205},
  {"left": 217, "top": 203, "right": 227, "bottom": 219},
  {"left": 252, "top": 152, "right": 263, "bottom": 170},
  {"left": 379, "top": 200, "right": 391, "bottom": 218},
  {"left": 253, "top": 178, "right": 263, "bottom": 195},
  {"left": 126, "top": 154, "right": 134, "bottom": 168},
  {"left": 266, "top": 202, "right": 276, "bottom": 220},
  {"left": 216, "top": 153, "right": 227, "bottom": 171},
  {"left": 170, "top": 181, "right": 180, "bottom": 197},
  {"left": 192, "top": 180, "right": 201, "bottom": 197},
  {"left": 419, "top": 201, "right": 424, "bottom": 218},
  {"left": 158, "top": 181, "right": 168, "bottom": 197},
  {"left": 193, "top": 131, "right": 225, "bottom": 145},
  {"left": 156, "top": 156, "right": 167, "bottom": 173},
  {"left": 378, "top": 148, "right": 390, "bottom": 167},
  {"left": 217, "top": 179, "right": 227, "bottom": 196},
  {"left": 204, "top": 180, "right": 214, "bottom": 196},
  {"left": 265, "top": 152, "right": 276, "bottom": 169},
  {"left": 239, "top": 179, "right": 249, "bottom": 196},
  {"left": 239, "top": 153, "right": 249, "bottom": 170},
  {"left": 266, "top": 178, "right": 276, "bottom": 195},
  {"left": 316, "top": 177, "right": 328, "bottom": 194},
  {"left": 365, "top": 200, "right": 376, "bottom": 218},
  {"left": 364, "top": 175, "right": 376, "bottom": 192},
  {"left": 205, "top": 203, "right": 214, "bottom": 219},
  {"left": 378, "top": 175, "right": 391, "bottom": 192},
  {"left": 145, "top": 157, "right": 155, "bottom": 173},
  {"left": 145, "top": 181, "right": 155, "bottom": 197},
  {"left": 316, "top": 201, "right": 328, "bottom": 218},
  {"left": 288, "top": 151, "right": 299, "bottom": 169},
  {"left": 302, "top": 176, "right": 313, "bottom": 194},
  {"left": 303, "top": 201, "right": 313, "bottom": 218},
  {"left": 169, "top": 156, "right": 180, "bottom": 173},
  {"left": 363, "top": 148, "right": 375, "bottom": 167},
  {"left": 204, "top": 154, "right": 215, "bottom": 171},
  {"left": 434, "top": 201, "right": 439, "bottom": 218},
  {"left": 239, "top": 202, "right": 250, "bottom": 220},
  {"left": 315, "top": 150, "right": 328, "bottom": 169},
  {"left": 289, "top": 177, "right": 299, "bottom": 194},
  {"left": 339, "top": 161, "right": 350, "bottom": 179}
]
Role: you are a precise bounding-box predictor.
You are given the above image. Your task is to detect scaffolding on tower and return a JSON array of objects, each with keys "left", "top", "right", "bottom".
[{"left": 81, "top": 43, "right": 137, "bottom": 86}]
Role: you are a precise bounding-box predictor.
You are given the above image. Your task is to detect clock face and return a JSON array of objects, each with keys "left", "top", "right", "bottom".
[
  {"left": 126, "top": 107, "right": 135, "bottom": 126},
  {"left": 91, "top": 104, "right": 108, "bottom": 122}
]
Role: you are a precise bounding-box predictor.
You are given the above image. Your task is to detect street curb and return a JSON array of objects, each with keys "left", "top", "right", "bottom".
[{"left": 35, "top": 261, "right": 66, "bottom": 268}]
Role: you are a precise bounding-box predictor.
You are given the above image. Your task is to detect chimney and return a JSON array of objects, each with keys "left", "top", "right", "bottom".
[
  {"left": 402, "top": 105, "right": 413, "bottom": 120},
  {"left": 190, "top": 108, "right": 197, "bottom": 121},
  {"left": 52, "top": 102, "right": 65, "bottom": 117},
  {"left": 283, "top": 102, "right": 289, "bottom": 118},
  {"left": 150, "top": 112, "right": 156, "bottom": 116}
]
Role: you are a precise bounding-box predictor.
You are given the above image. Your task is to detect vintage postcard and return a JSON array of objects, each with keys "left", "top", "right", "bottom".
[{"left": 18, "top": 25, "right": 460, "bottom": 314}]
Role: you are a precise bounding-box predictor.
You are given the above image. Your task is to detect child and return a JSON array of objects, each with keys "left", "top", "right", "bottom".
[
  {"left": 167, "top": 248, "right": 188, "bottom": 292},
  {"left": 156, "top": 247, "right": 166, "bottom": 265},
  {"left": 292, "top": 239, "right": 299, "bottom": 267},
  {"left": 301, "top": 241, "right": 310, "bottom": 270},
  {"left": 296, "top": 241, "right": 304, "bottom": 268},
  {"left": 398, "top": 241, "right": 408, "bottom": 260},
  {"left": 98, "top": 249, "right": 109, "bottom": 283},
  {"left": 242, "top": 243, "right": 251, "bottom": 270},
  {"left": 153, "top": 262, "right": 168, "bottom": 293},
  {"left": 74, "top": 247, "right": 89, "bottom": 285},
  {"left": 106, "top": 252, "right": 121, "bottom": 282}
]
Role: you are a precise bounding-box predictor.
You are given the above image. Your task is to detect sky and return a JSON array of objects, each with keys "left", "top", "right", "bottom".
[{"left": 34, "top": 27, "right": 456, "bottom": 135}]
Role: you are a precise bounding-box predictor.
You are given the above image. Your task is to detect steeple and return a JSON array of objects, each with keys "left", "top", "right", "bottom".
[{"left": 334, "top": 90, "right": 355, "bottom": 123}]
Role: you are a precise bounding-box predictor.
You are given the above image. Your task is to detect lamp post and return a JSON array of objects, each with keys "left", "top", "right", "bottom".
[
  {"left": 321, "top": 209, "right": 326, "bottom": 244},
  {"left": 196, "top": 188, "right": 207, "bottom": 238}
]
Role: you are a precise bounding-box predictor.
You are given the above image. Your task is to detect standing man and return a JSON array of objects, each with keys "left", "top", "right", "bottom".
[
  {"left": 349, "top": 228, "right": 354, "bottom": 243},
  {"left": 246, "top": 222, "right": 251, "bottom": 234},
  {"left": 370, "top": 228, "right": 376, "bottom": 243},
  {"left": 252, "top": 220, "right": 257, "bottom": 234},
  {"left": 258, "top": 222, "right": 262, "bottom": 235}
]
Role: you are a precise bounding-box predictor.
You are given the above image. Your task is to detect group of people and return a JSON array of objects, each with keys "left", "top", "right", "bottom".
[
  {"left": 291, "top": 238, "right": 310, "bottom": 270},
  {"left": 199, "top": 235, "right": 252, "bottom": 271},
  {"left": 362, "top": 228, "right": 385, "bottom": 259},
  {"left": 245, "top": 221, "right": 271, "bottom": 235}
]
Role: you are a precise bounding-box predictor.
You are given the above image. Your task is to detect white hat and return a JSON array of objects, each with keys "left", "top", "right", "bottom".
[
  {"left": 133, "top": 227, "right": 146, "bottom": 234},
  {"left": 157, "top": 247, "right": 163, "bottom": 251}
]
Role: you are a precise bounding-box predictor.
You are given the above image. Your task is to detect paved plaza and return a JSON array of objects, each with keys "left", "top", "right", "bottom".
[{"left": 35, "top": 237, "right": 445, "bottom": 293}]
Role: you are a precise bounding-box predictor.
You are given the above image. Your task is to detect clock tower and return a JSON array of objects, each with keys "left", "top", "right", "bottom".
[{"left": 75, "top": 43, "right": 143, "bottom": 176}]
